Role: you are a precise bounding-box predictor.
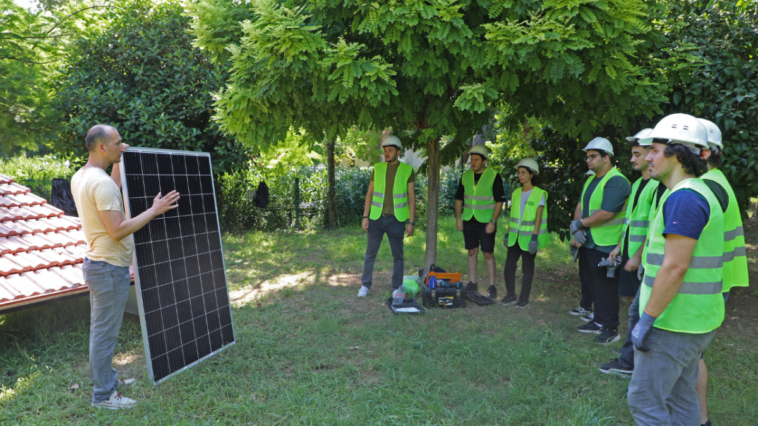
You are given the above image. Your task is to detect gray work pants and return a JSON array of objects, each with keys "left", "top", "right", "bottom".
[
  {"left": 361, "top": 215, "right": 405, "bottom": 290},
  {"left": 628, "top": 327, "right": 716, "bottom": 426},
  {"left": 84, "top": 258, "right": 131, "bottom": 403}
]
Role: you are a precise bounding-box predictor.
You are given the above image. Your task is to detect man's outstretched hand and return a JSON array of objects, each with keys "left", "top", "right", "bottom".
[{"left": 150, "top": 191, "right": 180, "bottom": 216}]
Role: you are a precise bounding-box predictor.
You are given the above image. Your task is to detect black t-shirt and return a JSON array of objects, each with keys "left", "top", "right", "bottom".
[
  {"left": 455, "top": 170, "right": 506, "bottom": 223},
  {"left": 623, "top": 178, "right": 651, "bottom": 256},
  {"left": 703, "top": 179, "right": 729, "bottom": 213}
]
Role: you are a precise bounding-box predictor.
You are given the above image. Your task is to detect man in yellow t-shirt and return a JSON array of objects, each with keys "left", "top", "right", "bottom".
[{"left": 71, "top": 124, "right": 179, "bottom": 410}]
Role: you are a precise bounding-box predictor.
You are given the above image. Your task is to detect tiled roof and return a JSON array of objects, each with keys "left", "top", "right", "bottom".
[{"left": 0, "top": 173, "right": 89, "bottom": 311}]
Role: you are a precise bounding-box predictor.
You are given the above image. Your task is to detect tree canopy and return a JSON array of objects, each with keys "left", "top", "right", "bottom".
[
  {"left": 190, "top": 0, "right": 689, "bottom": 269},
  {"left": 55, "top": 0, "right": 251, "bottom": 173}
]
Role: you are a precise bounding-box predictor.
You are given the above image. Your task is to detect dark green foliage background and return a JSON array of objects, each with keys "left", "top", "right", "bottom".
[{"left": 54, "top": 0, "right": 252, "bottom": 174}]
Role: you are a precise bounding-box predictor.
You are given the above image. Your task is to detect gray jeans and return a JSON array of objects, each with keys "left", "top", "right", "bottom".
[
  {"left": 84, "top": 258, "right": 131, "bottom": 403},
  {"left": 628, "top": 327, "right": 716, "bottom": 426},
  {"left": 361, "top": 215, "right": 405, "bottom": 290}
]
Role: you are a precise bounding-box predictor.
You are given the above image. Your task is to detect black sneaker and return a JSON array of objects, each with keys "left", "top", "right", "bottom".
[
  {"left": 570, "top": 307, "right": 592, "bottom": 316},
  {"left": 580, "top": 313, "right": 594, "bottom": 323},
  {"left": 576, "top": 322, "right": 602, "bottom": 334},
  {"left": 487, "top": 285, "right": 497, "bottom": 300},
  {"left": 515, "top": 299, "right": 528, "bottom": 309},
  {"left": 598, "top": 358, "right": 633, "bottom": 376},
  {"left": 499, "top": 295, "right": 517, "bottom": 306},
  {"left": 702, "top": 420, "right": 712, "bottom": 426},
  {"left": 465, "top": 281, "right": 478, "bottom": 294},
  {"left": 596, "top": 328, "right": 621, "bottom": 345}
]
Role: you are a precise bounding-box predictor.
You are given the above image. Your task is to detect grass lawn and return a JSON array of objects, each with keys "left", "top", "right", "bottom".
[{"left": 1, "top": 216, "right": 756, "bottom": 425}]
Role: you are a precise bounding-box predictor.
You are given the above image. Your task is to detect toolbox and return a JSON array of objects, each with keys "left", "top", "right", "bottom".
[{"left": 421, "top": 272, "right": 466, "bottom": 308}]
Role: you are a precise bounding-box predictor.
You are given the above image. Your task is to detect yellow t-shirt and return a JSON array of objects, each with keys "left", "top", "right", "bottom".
[{"left": 71, "top": 167, "right": 134, "bottom": 267}]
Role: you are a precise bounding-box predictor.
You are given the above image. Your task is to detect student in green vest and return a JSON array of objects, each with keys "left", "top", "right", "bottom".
[
  {"left": 695, "top": 118, "right": 748, "bottom": 426},
  {"left": 627, "top": 113, "right": 725, "bottom": 425},
  {"left": 570, "top": 137, "right": 631, "bottom": 345},
  {"left": 454, "top": 145, "right": 505, "bottom": 299},
  {"left": 598, "top": 128, "right": 659, "bottom": 375},
  {"left": 358, "top": 136, "right": 416, "bottom": 298},
  {"left": 501, "top": 158, "right": 547, "bottom": 308}
]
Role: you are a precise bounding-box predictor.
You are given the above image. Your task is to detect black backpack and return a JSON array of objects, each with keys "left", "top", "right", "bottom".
[
  {"left": 253, "top": 180, "right": 270, "bottom": 208},
  {"left": 52, "top": 178, "right": 79, "bottom": 217}
]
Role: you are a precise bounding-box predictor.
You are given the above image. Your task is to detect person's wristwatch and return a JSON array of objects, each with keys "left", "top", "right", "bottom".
[
  {"left": 409, "top": 221, "right": 415, "bottom": 226},
  {"left": 491, "top": 220, "right": 497, "bottom": 224}
]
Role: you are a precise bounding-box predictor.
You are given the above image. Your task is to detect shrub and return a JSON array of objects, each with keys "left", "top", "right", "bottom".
[{"left": 0, "top": 154, "right": 75, "bottom": 202}]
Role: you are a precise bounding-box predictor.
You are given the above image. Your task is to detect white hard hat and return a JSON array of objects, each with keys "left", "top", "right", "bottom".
[
  {"left": 697, "top": 118, "right": 723, "bottom": 150},
  {"left": 515, "top": 158, "right": 539, "bottom": 175},
  {"left": 469, "top": 144, "right": 491, "bottom": 159},
  {"left": 643, "top": 114, "right": 709, "bottom": 153},
  {"left": 583, "top": 137, "right": 614, "bottom": 157},
  {"left": 626, "top": 128, "right": 653, "bottom": 145},
  {"left": 382, "top": 135, "right": 402, "bottom": 149}
]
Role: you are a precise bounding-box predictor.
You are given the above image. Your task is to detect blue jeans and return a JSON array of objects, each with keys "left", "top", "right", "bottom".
[
  {"left": 618, "top": 286, "right": 641, "bottom": 369},
  {"left": 628, "top": 328, "right": 716, "bottom": 426},
  {"left": 84, "top": 258, "right": 131, "bottom": 403},
  {"left": 361, "top": 215, "right": 406, "bottom": 290}
]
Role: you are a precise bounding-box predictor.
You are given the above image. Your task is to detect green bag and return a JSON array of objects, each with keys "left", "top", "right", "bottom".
[{"left": 403, "top": 279, "right": 420, "bottom": 296}]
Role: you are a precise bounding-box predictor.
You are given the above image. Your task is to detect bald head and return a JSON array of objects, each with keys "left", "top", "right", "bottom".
[{"left": 85, "top": 124, "right": 117, "bottom": 152}]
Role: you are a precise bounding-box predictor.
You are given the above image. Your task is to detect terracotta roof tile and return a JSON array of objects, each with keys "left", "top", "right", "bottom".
[
  {"left": 0, "top": 178, "right": 128, "bottom": 311},
  {"left": 0, "top": 254, "right": 26, "bottom": 275},
  {"left": 0, "top": 183, "right": 29, "bottom": 196}
]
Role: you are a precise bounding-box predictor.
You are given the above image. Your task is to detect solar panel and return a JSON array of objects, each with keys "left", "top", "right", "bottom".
[{"left": 121, "top": 148, "right": 235, "bottom": 384}]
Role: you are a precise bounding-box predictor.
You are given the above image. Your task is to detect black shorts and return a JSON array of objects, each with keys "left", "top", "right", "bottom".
[
  {"left": 463, "top": 220, "right": 496, "bottom": 252},
  {"left": 618, "top": 254, "right": 642, "bottom": 297}
]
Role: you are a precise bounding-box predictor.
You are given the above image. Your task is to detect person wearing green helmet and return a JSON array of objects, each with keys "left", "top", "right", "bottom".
[
  {"left": 500, "top": 158, "right": 547, "bottom": 308},
  {"left": 454, "top": 144, "right": 505, "bottom": 299}
]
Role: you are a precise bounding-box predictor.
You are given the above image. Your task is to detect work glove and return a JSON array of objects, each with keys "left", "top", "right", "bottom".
[
  {"left": 528, "top": 235, "right": 538, "bottom": 255},
  {"left": 598, "top": 255, "right": 623, "bottom": 278},
  {"left": 570, "top": 245, "right": 579, "bottom": 263},
  {"left": 570, "top": 219, "right": 586, "bottom": 235},
  {"left": 632, "top": 311, "right": 657, "bottom": 352},
  {"left": 573, "top": 229, "right": 587, "bottom": 245}
]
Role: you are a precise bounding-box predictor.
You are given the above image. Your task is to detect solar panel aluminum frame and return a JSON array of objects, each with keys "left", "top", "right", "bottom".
[{"left": 120, "top": 147, "right": 236, "bottom": 385}]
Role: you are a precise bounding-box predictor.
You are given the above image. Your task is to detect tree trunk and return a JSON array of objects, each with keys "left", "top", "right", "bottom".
[
  {"left": 423, "top": 136, "right": 441, "bottom": 273},
  {"left": 327, "top": 138, "right": 337, "bottom": 230}
]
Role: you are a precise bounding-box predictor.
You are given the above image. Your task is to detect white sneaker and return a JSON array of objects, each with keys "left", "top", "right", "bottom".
[
  {"left": 92, "top": 391, "right": 136, "bottom": 410},
  {"left": 357, "top": 286, "right": 369, "bottom": 297}
]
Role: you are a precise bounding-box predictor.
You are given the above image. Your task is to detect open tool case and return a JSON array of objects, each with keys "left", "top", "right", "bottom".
[{"left": 421, "top": 272, "right": 466, "bottom": 308}]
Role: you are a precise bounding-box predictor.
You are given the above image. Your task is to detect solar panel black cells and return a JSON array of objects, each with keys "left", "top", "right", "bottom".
[{"left": 121, "top": 149, "right": 235, "bottom": 384}]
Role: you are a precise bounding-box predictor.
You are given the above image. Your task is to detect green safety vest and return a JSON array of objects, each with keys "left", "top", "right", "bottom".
[
  {"left": 508, "top": 187, "right": 549, "bottom": 251},
  {"left": 370, "top": 162, "right": 412, "bottom": 221},
  {"left": 580, "top": 167, "right": 629, "bottom": 246},
  {"left": 640, "top": 178, "right": 725, "bottom": 334},
  {"left": 641, "top": 186, "right": 669, "bottom": 271},
  {"left": 702, "top": 168, "right": 749, "bottom": 293},
  {"left": 620, "top": 178, "right": 660, "bottom": 257},
  {"left": 462, "top": 168, "right": 498, "bottom": 222}
]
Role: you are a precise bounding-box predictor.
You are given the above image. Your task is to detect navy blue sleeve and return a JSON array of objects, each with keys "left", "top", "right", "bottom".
[
  {"left": 662, "top": 190, "right": 710, "bottom": 240},
  {"left": 600, "top": 176, "right": 631, "bottom": 213}
]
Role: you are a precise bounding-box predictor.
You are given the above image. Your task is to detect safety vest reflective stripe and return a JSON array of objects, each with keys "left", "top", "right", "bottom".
[
  {"left": 643, "top": 275, "right": 723, "bottom": 295},
  {"left": 724, "top": 226, "right": 743, "bottom": 241},
  {"left": 464, "top": 203, "right": 497, "bottom": 210},
  {"left": 645, "top": 253, "right": 723, "bottom": 269},
  {"left": 464, "top": 194, "right": 495, "bottom": 201},
  {"left": 631, "top": 220, "right": 649, "bottom": 227}
]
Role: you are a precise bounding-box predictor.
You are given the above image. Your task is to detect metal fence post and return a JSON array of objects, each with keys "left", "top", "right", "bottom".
[{"left": 295, "top": 177, "right": 301, "bottom": 229}]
